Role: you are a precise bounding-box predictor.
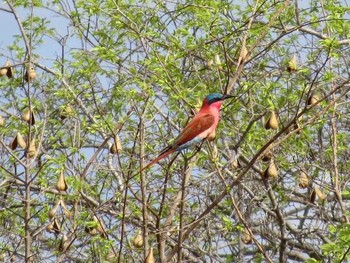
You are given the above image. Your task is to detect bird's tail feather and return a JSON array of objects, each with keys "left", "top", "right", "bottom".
[{"left": 139, "top": 148, "right": 175, "bottom": 173}]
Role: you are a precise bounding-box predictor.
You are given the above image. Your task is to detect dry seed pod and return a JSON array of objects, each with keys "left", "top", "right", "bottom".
[
  {"left": 48, "top": 200, "right": 60, "bottom": 219},
  {"left": 230, "top": 159, "right": 241, "bottom": 169},
  {"left": 241, "top": 228, "right": 252, "bottom": 244},
  {"left": 22, "top": 109, "right": 31, "bottom": 122},
  {"left": 48, "top": 206, "right": 58, "bottom": 220},
  {"left": 59, "top": 234, "right": 69, "bottom": 252},
  {"left": 214, "top": 54, "right": 222, "bottom": 65},
  {"left": 0, "top": 64, "right": 7, "bottom": 76},
  {"left": 0, "top": 253, "right": 4, "bottom": 262},
  {"left": 27, "top": 139, "right": 36, "bottom": 158},
  {"left": 30, "top": 111, "right": 36, "bottom": 125},
  {"left": 52, "top": 219, "right": 61, "bottom": 234},
  {"left": 85, "top": 221, "right": 97, "bottom": 235},
  {"left": 21, "top": 108, "right": 36, "bottom": 125},
  {"left": 314, "top": 187, "right": 326, "bottom": 201},
  {"left": 16, "top": 132, "right": 26, "bottom": 149},
  {"left": 10, "top": 136, "right": 18, "bottom": 150},
  {"left": 265, "top": 111, "right": 278, "bottom": 130},
  {"left": 207, "top": 59, "right": 214, "bottom": 67},
  {"left": 109, "top": 143, "right": 117, "bottom": 154},
  {"left": 24, "top": 64, "right": 36, "bottom": 82},
  {"left": 56, "top": 171, "right": 68, "bottom": 192},
  {"left": 46, "top": 223, "right": 54, "bottom": 232},
  {"left": 298, "top": 171, "right": 309, "bottom": 189},
  {"left": 287, "top": 55, "right": 297, "bottom": 73},
  {"left": 0, "top": 115, "right": 4, "bottom": 126},
  {"left": 264, "top": 161, "right": 278, "bottom": 179},
  {"left": 132, "top": 231, "right": 143, "bottom": 248},
  {"left": 115, "top": 135, "right": 122, "bottom": 151},
  {"left": 310, "top": 188, "right": 316, "bottom": 203},
  {"left": 238, "top": 42, "right": 249, "bottom": 66},
  {"left": 1, "top": 60, "right": 13, "bottom": 79},
  {"left": 308, "top": 93, "right": 319, "bottom": 106},
  {"left": 60, "top": 200, "right": 71, "bottom": 218},
  {"left": 144, "top": 247, "right": 155, "bottom": 263},
  {"left": 46, "top": 218, "right": 60, "bottom": 234},
  {"left": 261, "top": 151, "right": 273, "bottom": 162},
  {"left": 5, "top": 61, "right": 13, "bottom": 79},
  {"left": 110, "top": 135, "right": 122, "bottom": 154}
]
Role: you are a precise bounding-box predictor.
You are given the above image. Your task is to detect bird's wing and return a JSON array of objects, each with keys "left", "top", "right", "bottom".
[
  {"left": 141, "top": 114, "right": 214, "bottom": 173},
  {"left": 172, "top": 113, "right": 215, "bottom": 147}
]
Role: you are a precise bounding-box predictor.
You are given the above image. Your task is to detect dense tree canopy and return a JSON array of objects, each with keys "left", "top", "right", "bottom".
[{"left": 1, "top": 0, "right": 350, "bottom": 262}]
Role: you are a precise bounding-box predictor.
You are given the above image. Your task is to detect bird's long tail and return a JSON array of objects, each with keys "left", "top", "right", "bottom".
[{"left": 139, "top": 148, "right": 175, "bottom": 173}]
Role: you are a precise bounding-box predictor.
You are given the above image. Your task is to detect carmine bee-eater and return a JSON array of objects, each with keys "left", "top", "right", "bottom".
[{"left": 141, "top": 93, "right": 233, "bottom": 172}]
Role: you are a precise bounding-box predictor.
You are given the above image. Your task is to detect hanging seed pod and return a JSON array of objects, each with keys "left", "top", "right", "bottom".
[
  {"left": 133, "top": 231, "right": 143, "bottom": 248},
  {"left": 230, "top": 159, "right": 241, "bottom": 169},
  {"left": 85, "top": 224, "right": 98, "bottom": 235},
  {"left": 10, "top": 135, "right": 18, "bottom": 150},
  {"left": 298, "top": 171, "right": 309, "bottom": 189},
  {"left": 109, "top": 144, "right": 117, "bottom": 154},
  {"left": 238, "top": 42, "right": 249, "bottom": 66},
  {"left": 60, "top": 200, "right": 71, "bottom": 218},
  {"left": 24, "top": 64, "right": 36, "bottom": 82},
  {"left": 59, "top": 105, "right": 74, "bottom": 120},
  {"left": 241, "top": 228, "right": 252, "bottom": 244},
  {"left": 261, "top": 151, "right": 273, "bottom": 162},
  {"left": 310, "top": 188, "right": 316, "bottom": 203},
  {"left": 46, "top": 218, "right": 60, "bottom": 234},
  {"left": 48, "top": 200, "right": 60, "bottom": 219},
  {"left": 263, "top": 161, "right": 278, "bottom": 179},
  {"left": 46, "top": 223, "right": 54, "bottom": 232},
  {"left": 307, "top": 93, "right": 319, "bottom": 106},
  {"left": 0, "top": 115, "right": 4, "bottom": 127},
  {"left": 0, "top": 64, "right": 7, "bottom": 76},
  {"left": 265, "top": 111, "right": 278, "bottom": 130},
  {"left": 59, "top": 234, "right": 69, "bottom": 252},
  {"left": 110, "top": 135, "right": 122, "bottom": 154},
  {"left": 144, "top": 247, "right": 155, "bottom": 263},
  {"left": 48, "top": 206, "right": 58, "bottom": 220},
  {"left": 27, "top": 139, "right": 36, "bottom": 158},
  {"left": 207, "top": 59, "right": 214, "bottom": 67},
  {"left": 56, "top": 170, "right": 68, "bottom": 192},
  {"left": 22, "top": 109, "right": 31, "bottom": 122},
  {"left": 287, "top": 55, "right": 297, "bottom": 73},
  {"left": 22, "top": 108, "right": 35, "bottom": 125},
  {"left": 1, "top": 60, "right": 13, "bottom": 79},
  {"left": 0, "top": 253, "right": 4, "bottom": 262},
  {"left": 314, "top": 187, "right": 326, "bottom": 201},
  {"left": 16, "top": 132, "right": 26, "bottom": 149},
  {"left": 29, "top": 110, "right": 35, "bottom": 125},
  {"left": 214, "top": 54, "right": 222, "bottom": 65}
]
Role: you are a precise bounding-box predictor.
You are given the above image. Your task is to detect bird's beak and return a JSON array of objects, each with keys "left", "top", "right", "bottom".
[{"left": 221, "top": 94, "right": 234, "bottom": 100}]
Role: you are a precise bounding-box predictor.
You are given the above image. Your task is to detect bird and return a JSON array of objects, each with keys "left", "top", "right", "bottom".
[{"left": 140, "top": 93, "right": 233, "bottom": 172}]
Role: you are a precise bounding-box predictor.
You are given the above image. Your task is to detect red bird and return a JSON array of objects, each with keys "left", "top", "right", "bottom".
[{"left": 140, "top": 93, "right": 233, "bottom": 172}]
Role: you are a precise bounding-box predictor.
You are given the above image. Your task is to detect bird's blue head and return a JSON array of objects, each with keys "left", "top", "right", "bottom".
[{"left": 205, "top": 93, "right": 234, "bottom": 104}]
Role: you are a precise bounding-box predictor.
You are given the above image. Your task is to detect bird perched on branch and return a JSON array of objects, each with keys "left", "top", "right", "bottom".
[{"left": 141, "top": 93, "right": 233, "bottom": 172}]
